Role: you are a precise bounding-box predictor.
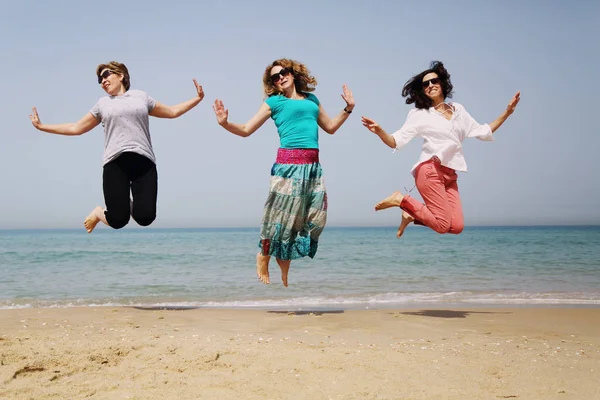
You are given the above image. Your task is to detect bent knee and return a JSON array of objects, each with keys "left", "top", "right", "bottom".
[
  {"left": 449, "top": 223, "right": 464, "bottom": 235},
  {"left": 133, "top": 213, "right": 156, "bottom": 227},
  {"left": 108, "top": 216, "right": 130, "bottom": 230}
]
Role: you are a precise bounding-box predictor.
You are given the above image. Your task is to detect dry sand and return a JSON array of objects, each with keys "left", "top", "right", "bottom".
[{"left": 1, "top": 307, "right": 599, "bottom": 399}]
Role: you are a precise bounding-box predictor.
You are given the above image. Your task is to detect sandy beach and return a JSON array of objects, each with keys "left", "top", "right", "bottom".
[{"left": 1, "top": 307, "right": 599, "bottom": 399}]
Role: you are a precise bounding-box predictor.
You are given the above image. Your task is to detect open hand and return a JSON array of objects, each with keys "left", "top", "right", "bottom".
[
  {"left": 193, "top": 79, "right": 204, "bottom": 101},
  {"left": 361, "top": 116, "right": 383, "bottom": 135},
  {"left": 341, "top": 84, "right": 354, "bottom": 111},
  {"left": 506, "top": 91, "right": 520, "bottom": 116},
  {"left": 29, "top": 107, "right": 42, "bottom": 129},
  {"left": 212, "top": 99, "right": 228, "bottom": 125}
]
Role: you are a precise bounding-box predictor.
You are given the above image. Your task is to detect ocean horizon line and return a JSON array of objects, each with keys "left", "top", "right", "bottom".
[{"left": 1, "top": 224, "right": 599, "bottom": 232}]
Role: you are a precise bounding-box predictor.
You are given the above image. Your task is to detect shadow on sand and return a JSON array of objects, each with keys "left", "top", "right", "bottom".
[
  {"left": 130, "top": 307, "right": 344, "bottom": 315},
  {"left": 397, "top": 310, "right": 511, "bottom": 319},
  {"left": 132, "top": 306, "right": 201, "bottom": 311},
  {"left": 267, "top": 310, "right": 345, "bottom": 316}
]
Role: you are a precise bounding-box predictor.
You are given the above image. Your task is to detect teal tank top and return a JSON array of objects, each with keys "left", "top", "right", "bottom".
[{"left": 265, "top": 93, "right": 320, "bottom": 149}]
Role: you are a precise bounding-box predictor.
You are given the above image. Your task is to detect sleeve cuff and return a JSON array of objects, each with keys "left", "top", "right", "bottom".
[
  {"left": 391, "top": 130, "right": 404, "bottom": 150},
  {"left": 479, "top": 124, "right": 494, "bottom": 141}
]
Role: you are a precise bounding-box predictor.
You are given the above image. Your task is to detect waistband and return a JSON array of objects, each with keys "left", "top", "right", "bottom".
[
  {"left": 276, "top": 148, "right": 319, "bottom": 164},
  {"left": 420, "top": 156, "right": 456, "bottom": 173}
]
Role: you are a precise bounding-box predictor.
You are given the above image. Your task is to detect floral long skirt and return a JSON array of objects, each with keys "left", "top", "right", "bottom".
[{"left": 258, "top": 148, "right": 327, "bottom": 260}]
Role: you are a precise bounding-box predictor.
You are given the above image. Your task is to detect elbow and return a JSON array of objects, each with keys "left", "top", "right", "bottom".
[
  {"left": 241, "top": 126, "right": 255, "bottom": 137},
  {"left": 324, "top": 125, "right": 336, "bottom": 135},
  {"left": 69, "top": 127, "right": 85, "bottom": 136},
  {"left": 165, "top": 107, "right": 179, "bottom": 119}
]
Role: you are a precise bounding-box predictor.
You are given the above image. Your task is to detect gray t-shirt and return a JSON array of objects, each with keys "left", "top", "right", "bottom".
[{"left": 90, "top": 89, "right": 157, "bottom": 166}]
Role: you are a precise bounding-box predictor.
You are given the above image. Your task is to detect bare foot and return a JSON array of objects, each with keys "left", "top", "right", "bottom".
[
  {"left": 84, "top": 206, "right": 106, "bottom": 233},
  {"left": 256, "top": 253, "right": 270, "bottom": 284},
  {"left": 375, "top": 191, "right": 404, "bottom": 211},
  {"left": 397, "top": 211, "right": 415, "bottom": 238},
  {"left": 276, "top": 258, "right": 291, "bottom": 287}
]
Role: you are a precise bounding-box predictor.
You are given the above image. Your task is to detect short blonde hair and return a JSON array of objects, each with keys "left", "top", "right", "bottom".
[
  {"left": 262, "top": 58, "right": 317, "bottom": 97},
  {"left": 96, "top": 61, "right": 131, "bottom": 91}
]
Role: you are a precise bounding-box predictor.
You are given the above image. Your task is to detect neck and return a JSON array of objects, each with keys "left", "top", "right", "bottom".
[
  {"left": 282, "top": 86, "right": 298, "bottom": 99},
  {"left": 431, "top": 97, "right": 445, "bottom": 107},
  {"left": 107, "top": 85, "right": 127, "bottom": 96}
]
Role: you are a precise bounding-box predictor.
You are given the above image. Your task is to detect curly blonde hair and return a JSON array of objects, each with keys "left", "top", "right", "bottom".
[
  {"left": 262, "top": 58, "right": 317, "bottom": 97},
  {"left": 96, "top": 61, "right": 131, "bottom": 91}
]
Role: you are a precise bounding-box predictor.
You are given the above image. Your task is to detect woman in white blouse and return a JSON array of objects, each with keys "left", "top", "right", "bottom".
[{"left": 361, "top": 61, "right": 520, "bottom": 238}]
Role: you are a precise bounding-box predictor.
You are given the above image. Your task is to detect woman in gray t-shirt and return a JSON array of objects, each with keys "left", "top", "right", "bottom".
[{"left": 29, "top": 61, "right": 204, "bottom": 233}]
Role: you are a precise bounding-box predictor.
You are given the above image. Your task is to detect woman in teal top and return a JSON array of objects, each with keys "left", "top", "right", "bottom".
[
  {"left": 213, "top": 58, "right": 355, "bottom": 287},
  {"left": 266, "top": 92, "right": 320, "bottom": 148}
]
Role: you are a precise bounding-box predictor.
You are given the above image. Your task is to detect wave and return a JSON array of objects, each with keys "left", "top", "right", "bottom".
[{"left": 2, "top": 291, "right": 600, "bottom": 310}]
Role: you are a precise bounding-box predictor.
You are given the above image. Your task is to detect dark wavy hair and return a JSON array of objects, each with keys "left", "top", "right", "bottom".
[{"left": 402, "top": 61, "right": 453, "bottom": 109}]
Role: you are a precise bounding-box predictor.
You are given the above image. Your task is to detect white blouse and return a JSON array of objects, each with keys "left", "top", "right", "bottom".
[{"left": 391, "top": 102, "right": 493, "bottom": 174}]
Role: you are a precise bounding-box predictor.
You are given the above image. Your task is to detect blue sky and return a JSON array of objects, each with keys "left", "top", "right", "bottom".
[{"left": 1, "top": 0, "right": 598, "bottom": 229}]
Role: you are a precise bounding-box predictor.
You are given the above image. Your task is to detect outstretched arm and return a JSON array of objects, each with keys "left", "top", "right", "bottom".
[
  {"left": 489, "top": 91, "right": 520, "bottom": 133},
  {"left": 150, "top": 79, "right": 205, "bottom": 119},
  {"left": 317, "top": 84, "right": 355, "bottom": 134},
  {"left": 29, "top": 107, "right": 99, "bottom": 136},
  {"left": 361, "top": 117, "right": 396, "bottom": 148},
  {"left": 212, "top": 99, "right": 271, "bottom": 138}
]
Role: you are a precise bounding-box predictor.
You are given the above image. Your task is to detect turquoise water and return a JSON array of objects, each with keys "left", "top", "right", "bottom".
[{"left": 1, "top": 226, "right": 599, "bottom": 309}]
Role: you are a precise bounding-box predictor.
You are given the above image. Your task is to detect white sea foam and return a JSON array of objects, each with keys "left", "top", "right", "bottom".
[{"left": 2, "top": 291, "right": 600, "bottom": 310}]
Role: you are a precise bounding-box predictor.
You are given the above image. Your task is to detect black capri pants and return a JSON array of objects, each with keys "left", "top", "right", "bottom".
[{"left": 103, "top": 152, "right": 158, "bottom": 229}]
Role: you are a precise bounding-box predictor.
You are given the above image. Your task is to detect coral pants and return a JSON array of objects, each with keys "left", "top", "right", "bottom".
[{"left": 400, "top": 157, "right": 464, "bottom": 234}]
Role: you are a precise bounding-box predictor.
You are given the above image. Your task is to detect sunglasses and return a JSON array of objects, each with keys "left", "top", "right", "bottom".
[
  {"left": 422, "top": 77, "right": 440, "bottom": 88},
  {"left": 98, "top": 70, "right": 116, "bottom": 84},
  {"left": 270, "top": 68, "right": 291, "bottom": 84}
]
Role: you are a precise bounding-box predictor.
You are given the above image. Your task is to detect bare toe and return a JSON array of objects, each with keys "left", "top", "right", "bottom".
[
  {"left": 375, "top": 191, "right": 404, "bottom": 211},
  {"left": 256, "top": 253, "right": 270, "bottom": 284},
  {"left": 276, "top": 259, "right": 291, "bottom": 287},
  {"left": 397, "top": 211, "right": 415, "bottom": 238},
  {"left": 83, "top": 207, "right": 103, "bottom": 233}
]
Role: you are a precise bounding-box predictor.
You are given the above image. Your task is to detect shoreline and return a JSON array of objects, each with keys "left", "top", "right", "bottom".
[
  {"left": 2, "top": 307, "right": 599, "bottom": 399},
  {"left": 2, "top": 301, "right": 600, "bottom": 311}
]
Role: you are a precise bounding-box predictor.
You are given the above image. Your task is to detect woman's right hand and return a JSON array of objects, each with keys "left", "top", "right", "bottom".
[
  {"left": 361, "top": 116, "right": 383, "bottom": 135},
  {"left": 29, "top": 107, "right": 42, "bottom": 130},
  {"left": 212, "top": 99, "right": 229, "bottom": 126},
  {"left": 505, "top": 91, "right": 521, "bottom": 116}
]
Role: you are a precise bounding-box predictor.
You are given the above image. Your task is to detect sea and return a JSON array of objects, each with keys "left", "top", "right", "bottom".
[{"left": 1, "top": 226, "right": 599, "bottom": 310}]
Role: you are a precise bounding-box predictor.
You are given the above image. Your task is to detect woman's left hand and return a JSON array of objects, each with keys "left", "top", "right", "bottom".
[
  {"left": 193, "top": 79, "right": 204, "bottom": 101},
  {"left": 341, "top": 84, "right": 355, "bottom": 111},
  {"left": 506, "top": 91, "right": 520, "bottom": 116},
  {"left": 29, "top": 107, "right": 42, "bottom": 129}
]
